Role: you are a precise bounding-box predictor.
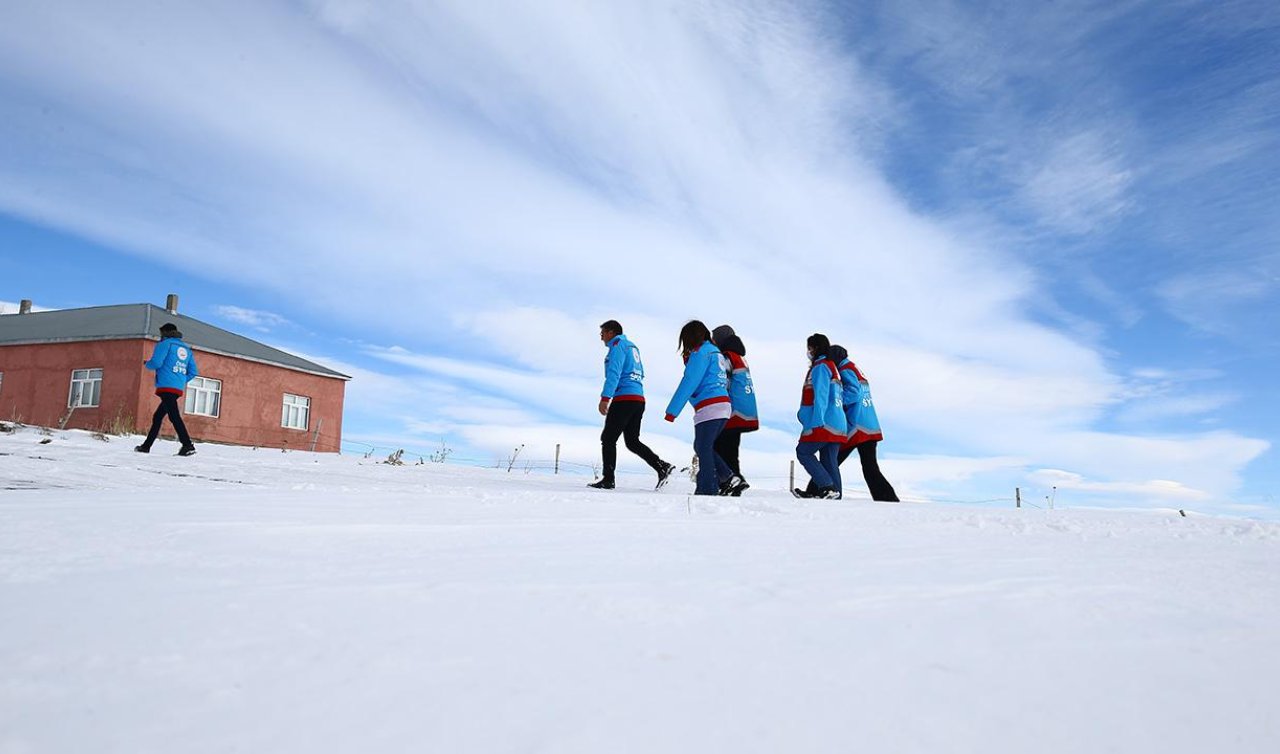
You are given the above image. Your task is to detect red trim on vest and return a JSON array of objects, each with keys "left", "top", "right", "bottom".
[
  {"left": 610, "top": 394, "right": 645, "bottom": 403},
  {"left": 843, "top": 430, "right": 884, "bottom": 448},
  {"left": 694, "top": 395, "right": 731, "bottom": 410},
  {"left": 156, "top": 387, "right": 184, "bottom": 397},
  {"left": 802, "top": 427, "right": 847, "bottom": 444}
]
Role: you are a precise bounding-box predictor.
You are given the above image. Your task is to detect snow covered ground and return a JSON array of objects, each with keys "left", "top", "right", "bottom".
[{"left": 2, "top": 428, "right": 1278, "bottom": 754}]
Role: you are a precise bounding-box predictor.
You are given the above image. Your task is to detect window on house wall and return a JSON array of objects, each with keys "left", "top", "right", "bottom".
[
  {"left": 68, "top": 368, "right": 103, "bottom": 408},
  {"left": 282, "top": 393, "right": 310, "bottom": 430},
  {"left": 0, "top": 371, "right": 4, "bottom": 394},
  {"left": 184, "top": 376, "right": 222, "bottom": 418}
]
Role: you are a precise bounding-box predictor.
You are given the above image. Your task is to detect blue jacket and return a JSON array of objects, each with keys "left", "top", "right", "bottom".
[
  {"left": 601, "top": 334, "right": 646, "bottom": 401},
  {"left": 664, "top": 341, "right": 730, "bottom": 420},
  {"left": 838, "top": 359, "right": 883, "bottom": 446},
  {"left": 724, "top": 351, "right": 759, "bottom": 431},
  {"left": 145, "top": 337, "right": 198, "bottom": 393},
  {"left": 797, "top": 357, "right": 847, "bottom": 443}
]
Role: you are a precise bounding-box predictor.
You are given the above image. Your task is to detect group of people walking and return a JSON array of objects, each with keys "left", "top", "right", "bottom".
[{"left": 593, "top": 320, "right": 898, "bottom": 501}]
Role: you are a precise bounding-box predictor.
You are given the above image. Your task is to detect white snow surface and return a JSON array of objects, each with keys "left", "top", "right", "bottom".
[{"left": 2, "top": 429, "right": 1278, "bottom": 754}]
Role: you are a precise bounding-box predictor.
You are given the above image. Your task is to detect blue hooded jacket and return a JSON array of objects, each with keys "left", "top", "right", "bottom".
[
  {"left": 145, "top": 337, "right": 199, "bottom": 394},
  {"left": 664, "top": 341, "right": 730, "bottom": 421},
  {"left": 797, "top": 357, "right": 847, "bottom": 443},
  {"left": 838, "top": 358, "right": 883, "bottom": 446},
  {"left": 601, "top": 334, "right": 646, "bottom": 401}
]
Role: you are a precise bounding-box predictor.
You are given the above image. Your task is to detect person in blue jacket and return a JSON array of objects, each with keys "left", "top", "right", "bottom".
[
  {"left": 664, "top": 320, "right": 739, "bottom": 495},
  {"left": 792, "top": 333, "right": 848, "bottom": 499},
  {"left": 710, "top": 324, "right": 757, "bottom": 496},
  {"left": 590, "top": 320, "right": 676, "bottom": 490},
  {"left": 136, "top": 322, "right": 198, "bottom": 456},
  {"left": 803, "top": 345, "right": 898, "bottom": 501}
]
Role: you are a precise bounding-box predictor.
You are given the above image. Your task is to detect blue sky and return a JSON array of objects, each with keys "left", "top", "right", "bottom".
[{"left": 1, "top": 0, "right": 1276, "bottom": 515}]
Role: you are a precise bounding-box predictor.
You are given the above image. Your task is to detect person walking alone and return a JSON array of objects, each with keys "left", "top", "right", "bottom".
[
  {"left": 793, "top": 333, "right": 847, "bottom": 499},
  {"left": 664, "top": 320, "right": 741, "bottom": 496},
  {"left": 590, "top": 320, "right": 676, "bottom": 490},
  {"left": 135, "top": 322, "right": 198, "bottom": 456},
  {"left": 710, "top": 324, "right": 757, "bottom": 496}
]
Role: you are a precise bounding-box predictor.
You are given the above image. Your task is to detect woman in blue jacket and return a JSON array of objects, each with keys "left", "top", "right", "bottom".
[
  {"left": 710, "top": 324, "right": 757, "bottom": 496},
  {"left": 664, "top": 320, "right": 736, "bottom": 495},
  {"left": 803, "top": 345, "right": 898, "bottom": 501},
  {"left": 793, "top": 333, "right": 848, "bottom": 499}
]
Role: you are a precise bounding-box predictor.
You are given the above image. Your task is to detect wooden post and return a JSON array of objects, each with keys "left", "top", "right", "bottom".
[
  {"left": 310, "top": 418, "right": 324, "bottom": 452},
  {"left": 1015, "top": 487, "right": 1021, "bottom": 508},
  {"left": 554, "top": 444, "right": 561, "bottom": 474},
  {"left": 789, "top": 460, "right": 795, "bottom": 492}
]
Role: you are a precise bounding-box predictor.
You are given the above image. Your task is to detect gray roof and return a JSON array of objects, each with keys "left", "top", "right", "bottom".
[{"left": 0, "top": 303, "right": 350, "bottom": 380}]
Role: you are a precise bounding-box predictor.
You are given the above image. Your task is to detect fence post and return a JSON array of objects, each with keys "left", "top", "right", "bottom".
[
  {"left": 1015, "top": 487, "right": 1021, "bottom": 508},
  {"left": 554, "top": 443, "right": 561, "bottom": 474},
  {"left": 789, "top": 460, "right": 795, "bottom": 492}
]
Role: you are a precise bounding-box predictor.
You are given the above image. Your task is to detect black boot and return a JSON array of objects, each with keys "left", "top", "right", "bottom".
[
  {"left": 655, "top": 462, "right": 676, "bottom": 490},
  {"left": 134, "top": 445, "right": 150, "bottom": 454},
  {"left": 588, "top": 478, "right": 615, "bottom": 490}
]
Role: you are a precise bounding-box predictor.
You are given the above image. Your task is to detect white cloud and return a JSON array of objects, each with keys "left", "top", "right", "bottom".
[
  {"left": 214, "top": 305, "right": 291, "bottom": 332},
  {"left": 0, "top": 300, "right": 55, "bottom": 314},
  {"left": 0, "top": 0, "right": 1270, "bottom": 508}
]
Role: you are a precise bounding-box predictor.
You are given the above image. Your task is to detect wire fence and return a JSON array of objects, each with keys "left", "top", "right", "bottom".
[{"left": 336, "top": 438, "right": 1038, "bottom": 507}]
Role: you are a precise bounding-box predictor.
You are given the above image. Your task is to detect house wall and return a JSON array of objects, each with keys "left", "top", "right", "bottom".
[
  {"left": 0, "top": 340, "right": 345, "bottom": 452},
  {"left": 180, "top": 350, "right": 345, "bottom": 452},
  {"left": 0, "top": 339, "right": 149, "bottom": 432}
]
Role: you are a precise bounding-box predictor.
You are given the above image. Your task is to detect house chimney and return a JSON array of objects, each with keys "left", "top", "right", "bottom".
[
  {"left": 165, "top": 293, "right": 179, "bottom": 314},
  {"left": 19, "top": 299, "right": 32, "bottom": 314}
]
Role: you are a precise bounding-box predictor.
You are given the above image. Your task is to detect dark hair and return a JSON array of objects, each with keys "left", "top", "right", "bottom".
[
  {"left": 806, "top": 333, "right": 830, "bottom": 358},
  {"left": 711, "top": 324, "right": 745, "bottom": 356},
  {"left": 678, "top": 320, "right": 711, "bottom": 356},
  {"left": 599, "top": 319, "right": 623, "bottom": 335},
  {"left": 829, "top": 344, "right": 848, "bottom": 363}
]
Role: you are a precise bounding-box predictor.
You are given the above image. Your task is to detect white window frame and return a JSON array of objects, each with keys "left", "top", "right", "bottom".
[
  {"left": 184, "top": 376, "right": 222, "bottom": 418},
  {"left": 281, "top": 393, "right": 310, "bottom": 430},
  {"left": 68, "top": 368, "right": 103, "bottom": 408}
]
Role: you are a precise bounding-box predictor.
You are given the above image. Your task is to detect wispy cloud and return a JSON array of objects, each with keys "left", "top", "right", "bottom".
[
  {"left": 0, "top": 0, "right": 1272, "bottom": 508},
  {"left": 214, "top": 305, "right": 291, "bottom": 332}
]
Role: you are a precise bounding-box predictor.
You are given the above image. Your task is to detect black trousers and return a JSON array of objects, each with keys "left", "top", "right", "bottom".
[
  {"left": 807, "top": 441, "right": 899, "bottom": 501},
  {"left": 713, "top": 427, "right": 746, "bottom": 478},
  {"left": 601, "top": 401, "right": 663, "bottom": 482},
  {"left": 142, "top": 392, "right": 192, "bottom": 448}
]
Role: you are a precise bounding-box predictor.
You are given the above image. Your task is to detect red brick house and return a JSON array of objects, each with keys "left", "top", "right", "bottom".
[{"left": 0, "top": 297, "right": 349, "bottom": 452}]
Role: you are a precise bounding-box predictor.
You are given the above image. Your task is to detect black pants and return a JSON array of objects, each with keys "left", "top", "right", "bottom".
[
  {"left": 713, "top": 427, "right": 746, "bottom": 478},
  {"left": 807, "top": 441, "right": 899, "bottom": 501},
  {"left": 601, "top": 401, "right": 664, "bottom": 482},
  {"left": 142, "top": 392, "right": 192, "bottom": 448}
]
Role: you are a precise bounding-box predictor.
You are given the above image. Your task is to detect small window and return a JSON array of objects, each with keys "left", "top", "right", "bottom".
[
  {"left": 0, "top": 371, "right": 4, "bottom": 394},
  {"left": 282, "top": 393, "right": 310, "bottom": 430},
  {"left": 184, "top": 376, "right": 222, "bottom": 418},
  {"left": 68, "top": 368, "right": 103, "bottom": 408}
]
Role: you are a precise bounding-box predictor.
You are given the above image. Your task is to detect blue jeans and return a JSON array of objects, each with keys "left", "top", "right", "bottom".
[
  {"left": 693, "top": 419, "right": 732, "bottom": 495},
  {"left": 797, "top": 441, "right": 841, "bottom": 493}
]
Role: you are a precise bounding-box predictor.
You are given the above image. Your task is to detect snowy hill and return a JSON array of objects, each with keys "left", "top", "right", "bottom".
[{"left": 2, "top": 428, "right": 1278, "bottom": 754}]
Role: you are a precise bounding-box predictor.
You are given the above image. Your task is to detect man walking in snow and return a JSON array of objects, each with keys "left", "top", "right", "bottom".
[
  {"left": 136, "top": 322, "right": 198, "bottom": 456},
  {"left": 591, "top": 320, "right": 675, "bottom": 490}
]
